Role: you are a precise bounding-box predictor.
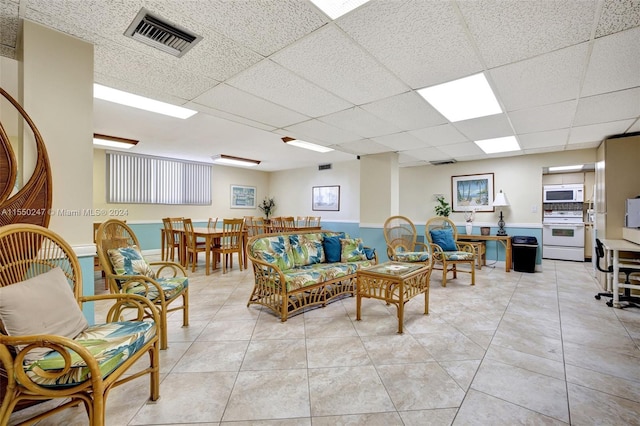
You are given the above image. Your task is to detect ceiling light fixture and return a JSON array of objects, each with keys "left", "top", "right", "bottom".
[
  {"left": 282, "top": 137, "right": 334, "bottom": 153},
  {"left": 93, "top": 133, "right": 139, "bottom": 149},
  {"left": 309, "top": 0, "right": 371, "bottom": 19},
  {"left": 94, "top": 84, "right": 197, "bottom": 119},
  {"left": 417, "top": 73, "right": 502, "bottom": 122},
  {"left": 474, "top": 136, "right": 521, "bottom": 154},
  {"left": 548, "top": 164, "right": 584, "bottom": 172},
  {"left": 211, "top": 154, "right": 260, "bottom": 167}
]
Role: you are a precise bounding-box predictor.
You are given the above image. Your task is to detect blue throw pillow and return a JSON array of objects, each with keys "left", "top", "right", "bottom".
[
  {"left": 323, "top": 236, "right": 342, "bottom": 262},
  {"left": 363, "top": 247, "right": 376, "bottom": 260},
  {"left": 430, "top": 229, "right": 457, "bottom": 251}
]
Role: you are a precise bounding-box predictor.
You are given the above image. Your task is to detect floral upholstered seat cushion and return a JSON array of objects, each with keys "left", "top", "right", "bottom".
[
  {"left": 282, "top": 260, "right": 375, "bottom": 291},
  {"left": 250, "top": 235, "right": 295, "bottom": 270},
  {"left": 24, "top": 320, "right": 156, "bottom": 387},
  {"left": 441, "top": 251, "right": 475, "bottom": 261},
  {"left": 124, "top": 276, "right": 189, "bottom": 300},
  {"left": 393, "top": 247, "right": 430, "bottom": 262},
  {"left": 340, "top": 238, "right": 368, "bottom": 262},
  {"left": 290, "top": 233, "right": 325, "bottom": 266},
  {"left": 107, "top": 246, "right": 156, "bottom": 279}
]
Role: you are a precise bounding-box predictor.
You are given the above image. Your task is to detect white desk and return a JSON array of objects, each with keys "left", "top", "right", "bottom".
[{"left": 601, "top": 239, "right": 640, "bottom": 308}]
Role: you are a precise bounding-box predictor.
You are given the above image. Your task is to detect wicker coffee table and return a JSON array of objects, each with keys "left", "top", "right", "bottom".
[{"left": 356, "top": 261, "right": 432, "bottom": 334}]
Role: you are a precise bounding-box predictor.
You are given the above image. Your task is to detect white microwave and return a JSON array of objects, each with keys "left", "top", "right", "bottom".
[{"left": 543, "top": 184, "right": 584, "bottom": 203}]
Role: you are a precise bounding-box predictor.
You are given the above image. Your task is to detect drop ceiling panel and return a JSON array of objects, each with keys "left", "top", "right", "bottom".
[
  {"left": 193, "top": 84, "right": 309, "bottom": 128},
  {"left": 335, "top": 139, "right": 390, "bottom": 155},
  {"left": 187, "top": 102, "right": 277, "bottom": 132},
  {"left": 581, "top": 27, "right": 640, "bottom": 97},
  {"left": 595, "top": 0, "right": 640, "bottom": 37},
  {"left": 271, "top": 24, "right": 407, "bottom": 105},
  {"left": 459, "top": 0, "right": 595, "bottom": 68},
  {"left": 518, "top": 129, "right": 570, "bottom": 150},
  {"left": 574, "top": 88, "right": 640, "bottom": 126},
  {"left": 337, "top": 0, "right": 483, "bottom": 89},
  {"left": 360, "top": 92, "right": 447, "bottom": 131},
  {"left": 282, "top": 119, "right": 360, "bottom": 144},
  {"left": 0, "top": 0, "right": 19, "bottom": 49},
  {"left": 437, "top": 142, "right": 485, "bottom": 158},
  {"left": 372, "top": 132, "right": 429, "bottom": 152},
  {"left": 227, "top": 59, "right": 352, "bottom": 118},
  {"left": 452, "top": 114, "right": 514, "bottom": 141},
  {"left": 409, "top": 124, "right": 468, "bottom": 147},
  {"left": 629, "top": 120, "right": 640, "bottom": 133},
  {"left": 509, "top": 100, "right": 577, "bottom": 134},
  {"left": 319, "top": 107, "right": 401, "bottom": 139},
  {"left": 146, "top": 0, "right": 327, "bottom": 56},
  {"left": 490, "top": 43, "right": 589, "bottom": 111},
  {"left": 401, "top": 146, "right": 453, "bottom": 163},
  {"left": 568, "top": 120, "right": 636, "bottom": 145}
]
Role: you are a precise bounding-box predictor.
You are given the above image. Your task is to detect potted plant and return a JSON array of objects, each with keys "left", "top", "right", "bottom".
[
  {"left": 258, "top": 196, "right": 276, "bottom": 220},
  {"left": 434, "top": 195, "right": 451, "bottom": 217}
]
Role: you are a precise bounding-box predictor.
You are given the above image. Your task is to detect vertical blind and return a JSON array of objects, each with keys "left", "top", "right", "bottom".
[{"left": 107, "top": 152, "right": 211, "bottom": 205}]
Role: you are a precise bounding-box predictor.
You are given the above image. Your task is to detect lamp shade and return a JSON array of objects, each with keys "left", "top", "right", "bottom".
[{"left": 493, "top": 190, "right": 510, "bottom": 207}]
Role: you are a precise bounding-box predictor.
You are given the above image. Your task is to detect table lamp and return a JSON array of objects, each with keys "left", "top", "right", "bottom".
[{"left": 493, "top": 190, "right": 510, "bottom": 236}]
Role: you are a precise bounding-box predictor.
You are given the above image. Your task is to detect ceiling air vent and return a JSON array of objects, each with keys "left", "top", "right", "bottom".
[
  {"left": 429, "top": 159, "right": 457, "bottom": 166},
  {"left": 318, "top": 163, "right": 332, "bottom": 171},
  {"left": 125, "top": 8, "right": 202, "bottom": 58}
]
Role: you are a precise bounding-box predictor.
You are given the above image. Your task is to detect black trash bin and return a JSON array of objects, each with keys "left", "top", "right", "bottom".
[{"left": 512, "top": 236, "right": 538, "bottom": 273}]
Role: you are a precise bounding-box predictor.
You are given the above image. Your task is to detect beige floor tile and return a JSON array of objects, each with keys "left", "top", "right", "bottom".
[
  {"left": 242, "top": 338, "right": 308, "bottom": 370},
  {"left": 399, "top": 408, "right": 458, "bottom": 426},
  {"left": 311, "top": 412, "right": 404, "bottom": 425},
  {"left": 565, "top": 364, "right": 640, "bottom": 403},
  {"left": 306, "top": 336, "right": 371, "bottom": 368},
  {"left": 173, "top": 340, "right": 249, "bottom": 372},
  {"left": 361, "top": 334, "right": 434, "bottom": 365},
  {"left": 414, "top": 330, "right": 486, "bottom": 361},
  {"left": 567, "top": 382, "right": 640, "bottom": 425}
]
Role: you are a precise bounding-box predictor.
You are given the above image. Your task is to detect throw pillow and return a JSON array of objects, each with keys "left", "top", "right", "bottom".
[
  {"left": 363, "top": 247, "right": 376, "bottom": 260},
  {"left": 107, "top": 245, "right": 156, "bottom": 278},
  {"left": 340, "top": 238, "right": 367, "bottom": 262},
  {"left": 323, "top": 235, "right": 342, "bottom": 263},
  {"left": 0, "top": 267, "right": 89, "bottom": 362},
  {"left": 430, "top": 229, "right": 457, "bottom": 251}
]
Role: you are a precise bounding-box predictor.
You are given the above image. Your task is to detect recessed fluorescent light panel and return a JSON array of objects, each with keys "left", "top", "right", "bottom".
[
  {"left": 93, "top": 133, "right": 138, "bottom": 149},
  {"left": 474, "top": 136, "right": 521, "bottom": 154},
  {"left": 309, "top": 0, "right": 371, "bottom": 19},
  {"left": 94, "top": 84, "right": 197, "bottom": 119},
  {"left": 211, "top": 154, "right": 260, "bottom": 167},
  {"left": 548, "top": 164, "right": 583, "bottom": 172},
  {"left": 282, "top": 137, "right": 334, "bottom": 153},
  {"left": 417, "top": 73, "right": 502, "bottom": 122}
]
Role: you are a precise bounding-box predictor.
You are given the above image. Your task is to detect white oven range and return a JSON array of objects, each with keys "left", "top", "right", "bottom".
[{"left": 542, "top": 210, "right": 585, "bottom": 262}]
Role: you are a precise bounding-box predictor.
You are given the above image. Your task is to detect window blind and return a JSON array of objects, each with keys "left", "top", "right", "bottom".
[{"left": 107, "top": 152, "right": 211, "bottom": 205}]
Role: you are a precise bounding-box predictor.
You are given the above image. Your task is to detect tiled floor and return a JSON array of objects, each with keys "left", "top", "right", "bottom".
[{"left": 11, "top": 255, "right": 640, "bottom": 425}]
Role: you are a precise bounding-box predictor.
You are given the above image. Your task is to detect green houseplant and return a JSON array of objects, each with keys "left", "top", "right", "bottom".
[
  {"left": 435, "top": 195, "right": 451, "bottom": 217},
  {"left": 258, "top": 197, "right": 276, "bottom": 219}
]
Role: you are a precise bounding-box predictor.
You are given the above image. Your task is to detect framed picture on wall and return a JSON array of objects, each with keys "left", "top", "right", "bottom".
[
  {"left": 451, "top": 173, "right": 495, "bottom": 212},
  {"left": 230, "top": 185, "right": 256, "bottom": 209},
  {"left": 312, "top": 185, "right": 340, "bottom": 211}
]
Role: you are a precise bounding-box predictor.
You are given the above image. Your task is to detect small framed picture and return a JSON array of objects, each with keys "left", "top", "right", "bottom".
[
  {"left": 230, "top": 185, "right": 256, "bottom": 209},
  {"left": 312, "top": 185, "right": 340, "bottom": 211},
  {"left": 451, "top": 173, "right": 495, "bottom": 212}
]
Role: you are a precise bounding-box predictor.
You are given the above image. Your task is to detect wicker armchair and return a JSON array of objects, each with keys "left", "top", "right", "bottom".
[
  {"left": 425, "top": 216, "right": 476, "bottom": 287},
  {"left": 0, "top": 224, "right": 160, "bottom": 426},
  {"left": 96, "top": 219, "right": 189, "bottom": 349},
  {"left": 383, "top": 215, "right": 433, "bottom": 266}
]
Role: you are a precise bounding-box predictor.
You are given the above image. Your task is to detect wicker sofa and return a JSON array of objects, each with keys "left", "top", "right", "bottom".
[{"left": 246, "top": 229, "right": 378, "bottom": 321}]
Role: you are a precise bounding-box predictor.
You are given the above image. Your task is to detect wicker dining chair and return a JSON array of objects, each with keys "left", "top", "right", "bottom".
[
  {"left": 211, "top": 218, "right": 244, "bottom": 274},
  {"left": 383, "top": 215, "right": 433, "bottom": 266},
  {"left": 0, "top": 224, "right": 160, "bottom": 426},
  {"left": 425, "top": 216, "right": 476, "bottom": 287},
  {"left": 96, "top": 219, "right": 189, "bottom": 349}
]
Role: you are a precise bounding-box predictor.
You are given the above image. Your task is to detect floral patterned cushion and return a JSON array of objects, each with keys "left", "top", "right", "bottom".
[
  {"left": 340, "top": 238, "right": 367, "bottom": 262},
  {"left": 290, "top": 233, "right": 325, "bottom": 266},
  {"left": 107, "top": 246, "right": 155, "bottom": 279},
  {"left": 124, "top": 276, "right": 189, "bottom": 301},
  {"left": 250, "top": 235, "right": 295, "bottom": 270},
  {"left": 442, "top": 251, "right": 475, "bottom": 261},
  {"left": 282, "top": 260, "right": 375, "bottom": 291},
  {"left": 24, "top": 320, "right": 156, "bottom": 387},
  {"left": 394, "top": 249, "right": 430, "bottom": 262}
]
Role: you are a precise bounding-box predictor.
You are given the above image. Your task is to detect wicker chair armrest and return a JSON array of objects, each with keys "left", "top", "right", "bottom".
[
  {"left": 103, "top": 272, "right": 166, "bottom": 302},
  {"left": 81, "top": 293, "right": 161, "bottom": 325},
  {"left": 430, "top": 243, "right": 445, "bottom": 260},
  {"left": 456, "top": 241, "right": 475, "bottom": 253},
  {"left": 149, "top": 260, "right": 188, "bottom": 277},
  {"left": 247, "top": 255, "right": 287, "bottom": 295},
  {"left": 414, "top": 242, "right": 431, "bottom": 252}
]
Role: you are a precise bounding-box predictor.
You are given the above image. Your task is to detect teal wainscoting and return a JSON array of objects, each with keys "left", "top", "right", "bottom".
[
  {"left": 320, "top": 222, "right": 361, "bottom": 238},
  {"left": 79, "top": 255, "right": 95, "bottom": 323}
]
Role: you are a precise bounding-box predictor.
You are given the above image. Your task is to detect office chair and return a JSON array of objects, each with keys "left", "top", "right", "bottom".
[{"left": 593, "top": 238, "right": 640, "bottom": 308}]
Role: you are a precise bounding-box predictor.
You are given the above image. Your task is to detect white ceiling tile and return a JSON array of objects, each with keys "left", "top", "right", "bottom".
[
  {"left": 319, "top": 107, "right": 401, "bottom": 138},
  {"left": 581, "top": 27, "right": 640, "bottom": 97},
  {"left": 574, "top": 88, "right": 640, "bottom": 126},
  {"left": 271, "top": 24, "right": 408, "bottom": 104},
  {"left": 596, "top": 0, "right": 640, "bottom": 38},
  {"left": 400, "top": 147, "right": 454, "bottom": 163},
  {"left": 193, "top": 84, "right": 310, "bottom": 128},
  {"left": 568, "top": 120, "right": 636, "bottom": 145},
  {"left": 360, "top": 92, "right": 447, "bottom": 131},
  {"left": 629, "top": 119, "right": 640, "bottom": 133},
  {"left": 337, "top": 0, "right": 483, "bottom": 89},
  {"left": 371, "top": 132, "right": 429, "bottom": 152},
  {"left": 227, "top": 60, "right": 352, "bottom": 118},
  {"left": 437, "top": 142, "right": 485, "bottom": 158},
  {"left": 335, "top": 139, "right": 390, "bottom": 155},
  {"left": 452, "top": 114, "right": 514, "bottom": 141},
  {"left": 459, "top": 0, "right": 596, "bottom": 67},
  {"left": 146, "top": 0, "right": 327, "bottom": 56},
  {"left": 409, "top": 124, "right": 468, "bottom": 146},
  {"left": 282, "top": 119, "right": 360, "bottom": 144},
  {"left": 186, "top": 102, "right": 277, "bottom": 132},
  {"left": 509, "top": 100, "right": 577, "bottom": 134},
  {"left": 0, "top": 0, "right": 18, "bottom": 47},
  {"left": 518, "top": 129, "right": 570, "bottom": 150},
  {"left": 490, "top": 43, "right": 589, "bottom": 111}
]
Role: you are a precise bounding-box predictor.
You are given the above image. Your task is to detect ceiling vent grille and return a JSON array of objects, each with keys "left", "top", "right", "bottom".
[
  {"left": 125, "top": 8, "right": 202, "bottom": 57},
  {"left": 429, "top": 159, "right": 457, "bottom": 165},
  {"left": 318, "top": 163, "right": 332, "bottom": 171}
]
